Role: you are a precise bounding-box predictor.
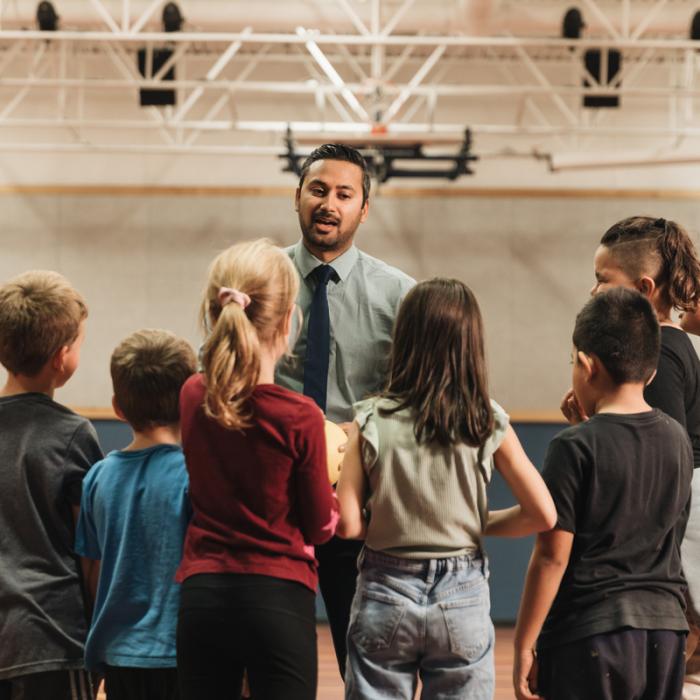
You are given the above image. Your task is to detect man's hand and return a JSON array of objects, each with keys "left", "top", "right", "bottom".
[
  {"left": 560, "top": 389, "right": 588, "bottom": 425},
  {"left": 513, "top": 648, "right": 543, "bottom": 700},
  {"left": 336, "top": 422, "right": 352, "bottom": 453}
]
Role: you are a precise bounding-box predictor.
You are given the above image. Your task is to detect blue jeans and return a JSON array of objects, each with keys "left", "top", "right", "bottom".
[{"left": 345, "top": 548, "right": 494, "bottom": 700}]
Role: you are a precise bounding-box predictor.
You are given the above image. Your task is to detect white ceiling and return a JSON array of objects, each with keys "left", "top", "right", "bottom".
[{"left": 2, "top": 1, "right": 700, "bottom": 176}]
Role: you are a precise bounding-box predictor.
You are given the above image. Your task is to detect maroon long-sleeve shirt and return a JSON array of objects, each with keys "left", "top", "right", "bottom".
[{"left": 176, "top": 374, "right": 338, "bottom": 592}]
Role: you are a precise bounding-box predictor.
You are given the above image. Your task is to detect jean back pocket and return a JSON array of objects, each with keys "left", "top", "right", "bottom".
[
  {"left": 438, "top": 582, "right": 493, "bottom": 662},
  {"left": 349, "top": 588, "right": 407, "bottom": 654}
]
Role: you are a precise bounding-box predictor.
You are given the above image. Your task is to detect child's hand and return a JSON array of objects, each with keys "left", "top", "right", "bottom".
[
  {"left": 513, "top": 649, "right": 543, "bottom": 700},
  {"left": 560, "top": 389, "right": 588, "bottom": 424}
]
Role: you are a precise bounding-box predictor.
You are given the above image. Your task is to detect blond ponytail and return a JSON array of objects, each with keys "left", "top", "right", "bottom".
[
  {"left": 201, "top": 303, "right": 260, "bottom": 429},
  {"left": 200, "top": 239, "right": 299, "bottom": 430}
]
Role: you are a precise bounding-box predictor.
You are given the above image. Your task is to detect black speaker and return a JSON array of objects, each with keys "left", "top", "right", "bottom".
[
  {"left": 137, "top": 48, "right": 176, "bottom": 107},
  {"left": 163, "top": 2, "right": 183, "bottom": 32},
  {"left": 583, "top": 48, "right": 621, "bottom": 108},
  {"left": 691, "top": 11, "right": 700, "bottom": 41},
  {"left": 562, "top": 8, "right": 585, "bottom": 39},
  {"left": 36, "top": 1, "right": 58, "bottom": 31}
]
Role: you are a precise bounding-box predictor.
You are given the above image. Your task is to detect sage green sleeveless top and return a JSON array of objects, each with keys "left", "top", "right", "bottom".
[{"left": 354, "top": 396, "right": 509, "bottom": 559}]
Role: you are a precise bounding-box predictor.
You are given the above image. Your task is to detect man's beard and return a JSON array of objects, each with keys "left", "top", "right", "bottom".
[{"left": 300, "top": 215, "right": 359, "bottom": 252}]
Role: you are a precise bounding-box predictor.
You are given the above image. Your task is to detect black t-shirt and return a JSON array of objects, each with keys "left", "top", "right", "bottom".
[
  {"left": 538, "top": 410, "right": 692, "bottom": 650},
  {"left": 645, "top": 326, "right": 700, "bottom": 467},
  {"left": 0, "top": 393, "right": 103, "bottom": 679}
]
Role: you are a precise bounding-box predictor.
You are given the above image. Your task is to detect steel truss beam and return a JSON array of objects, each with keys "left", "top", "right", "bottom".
[{"left": 0, "top": 0, "right": 698, "bottom": 163}]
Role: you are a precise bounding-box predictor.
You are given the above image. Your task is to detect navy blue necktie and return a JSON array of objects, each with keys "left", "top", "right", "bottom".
[{"left": 303, "top": 264, "right": 336, "bottom": 412}]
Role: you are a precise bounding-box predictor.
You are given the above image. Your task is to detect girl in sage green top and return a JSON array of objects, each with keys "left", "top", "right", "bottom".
[{"left": 337, "top": 278, "right": 556, "bottom": 700}]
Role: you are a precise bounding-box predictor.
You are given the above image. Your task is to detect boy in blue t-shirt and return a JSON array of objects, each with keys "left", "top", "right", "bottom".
[
  {"left": 76, "top": 329, "right": 196, "bottom": 700},
  {"left": 513, "top": 288, "right": 692, "bottom": 700}
]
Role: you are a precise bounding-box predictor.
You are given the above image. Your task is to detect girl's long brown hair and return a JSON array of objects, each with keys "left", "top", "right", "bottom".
[
  {"left": 380, "top": 278, "right": 494, "bottom": 447},
  {"left": 200, "top": 239, "right": 298, "bottom": 430},
  {"left": 600, "top": 216, "right": 700, "bottom": 312}
]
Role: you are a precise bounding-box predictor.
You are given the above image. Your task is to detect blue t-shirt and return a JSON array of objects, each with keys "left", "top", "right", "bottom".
[{"left": 75, "top": 444, "right": 190, "bottom": 670}]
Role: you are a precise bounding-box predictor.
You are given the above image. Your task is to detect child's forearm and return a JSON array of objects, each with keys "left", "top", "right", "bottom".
[
  {"left": 514, "top": 549, "right": 569, "bottom": 652},
  {"left": 513, "top": 555, "right": 563, "bottom": 700},
  {"left": 336, "top": 491, "right": 367, "bottom": 539},
  {"left": 513, "top": 553, "right": 567, "bottom": 699},
  {"left": 337, "top": 517, "right": 367, "bottom": 540},
  {"left": 485, "top": 506, "right": 552, "bottom": 538},
  {"left": 336, "top": 421, "right": 369, "bottom": 540}
]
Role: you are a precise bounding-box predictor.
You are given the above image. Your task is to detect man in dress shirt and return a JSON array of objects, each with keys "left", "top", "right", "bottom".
[{"left": 276, "top": 144, "right": 415, "bottom": 675}]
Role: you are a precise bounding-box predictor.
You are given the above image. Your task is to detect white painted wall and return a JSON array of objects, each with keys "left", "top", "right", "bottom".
[{"left": 2, "top": 190, "right": 699, "bottom": 413}]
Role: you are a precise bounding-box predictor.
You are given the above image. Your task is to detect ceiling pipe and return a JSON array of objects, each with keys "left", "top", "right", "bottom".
[
  {"left": 550, "top": 151, "right": 700, "bottom": 171},
  {"left": 0, "top": 0, "right": 695, "bottom": 37}
]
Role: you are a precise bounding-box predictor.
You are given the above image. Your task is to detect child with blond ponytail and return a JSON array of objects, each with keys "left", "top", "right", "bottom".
[{"left": 175, "top": 239, "right": 339, "bottom": 700}]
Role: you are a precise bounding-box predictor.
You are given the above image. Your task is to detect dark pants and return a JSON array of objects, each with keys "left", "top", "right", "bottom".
[
  {"left": 316, "top": 536, "right": 363, "bottom": 678},
  {"left": 176, "top": 573, "right": 317, "bottom": 700},
  {"left": 0, "top": 670, "right": 94, "bottom": 700},
  {"left": 538, "top": 628, "right": 686, "bottom": 700},
  {"left": 104, "top": 667, "right": 178, "bottom": 700}
]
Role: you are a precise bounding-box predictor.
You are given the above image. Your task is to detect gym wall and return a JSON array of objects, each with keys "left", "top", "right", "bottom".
[{"left": 2, "top": 186, "right": 699, "bottom": 414}]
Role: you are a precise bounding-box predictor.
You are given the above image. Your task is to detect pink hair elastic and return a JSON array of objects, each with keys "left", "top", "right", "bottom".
[{"left": 218, "top": 286, "right": 251, "bottom": 310}]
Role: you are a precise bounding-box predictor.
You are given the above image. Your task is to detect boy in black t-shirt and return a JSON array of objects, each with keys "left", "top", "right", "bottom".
[{"left": 513, "top": 288, "right": 692, "bottom": 700}]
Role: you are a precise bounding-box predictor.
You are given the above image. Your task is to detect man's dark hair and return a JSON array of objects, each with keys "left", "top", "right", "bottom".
[
  {"left": 573, "top": 288, "right": 660, "bottom": 384},
  {"left": 298, "top": 143, "right": 371, "bottom": 206}
]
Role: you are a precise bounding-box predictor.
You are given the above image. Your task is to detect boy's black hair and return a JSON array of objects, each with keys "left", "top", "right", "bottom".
[
  {"left": 298, "top": 143, "right": 371, "bottom": 206},
  {"left": 573, "top": 287, "right": 660, "bottom": 384}
]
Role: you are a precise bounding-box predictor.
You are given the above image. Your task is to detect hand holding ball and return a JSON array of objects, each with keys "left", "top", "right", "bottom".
[{"left": 325, "top": 420, "right": 348, "bottom": 485}]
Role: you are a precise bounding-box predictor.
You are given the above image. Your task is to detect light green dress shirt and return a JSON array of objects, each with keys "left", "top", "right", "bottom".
[{"left": 275, "top": 241, "right": 415, "bottom": 423}]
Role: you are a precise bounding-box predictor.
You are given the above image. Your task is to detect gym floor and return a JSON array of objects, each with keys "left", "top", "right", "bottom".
[{"left": 96, "top": 625, "right": 516, "bottom": 699}]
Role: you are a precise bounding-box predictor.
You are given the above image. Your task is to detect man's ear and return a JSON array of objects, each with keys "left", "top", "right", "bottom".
[
  {"left": 111, "top": 395, "right": 127, "bottom": 423},
  {"left": 646, "top": 368, "right": 657, "bottom": 387},
  {"left": 294, "top": 187, "right": 301, "bottom": 212},
  {"left": 577, "top": 350, "right": 596, "bottom": 382},
  {"left": 359, "top": 198, "right": 369, "bottom": 224}
]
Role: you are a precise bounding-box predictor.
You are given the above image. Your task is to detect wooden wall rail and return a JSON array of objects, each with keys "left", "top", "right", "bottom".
[
  {"left": 3, "top": 184, "right": 700, "bottom": 200},
  {"left": 73, "top": 406, "right": 566, "bottom": 424}
]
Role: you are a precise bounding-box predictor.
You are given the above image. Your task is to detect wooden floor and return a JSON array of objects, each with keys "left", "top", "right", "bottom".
[
  {"left": 318, "top": 625, "right": 516, "bottom": 700},
  {"left": 98, "top": 625, "right": 516, "bottom": 699}
]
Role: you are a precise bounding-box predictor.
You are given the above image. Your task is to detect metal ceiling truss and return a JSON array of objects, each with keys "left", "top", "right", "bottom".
[{"left": 1, "top": 0, "right": 700, "bottom": 166}]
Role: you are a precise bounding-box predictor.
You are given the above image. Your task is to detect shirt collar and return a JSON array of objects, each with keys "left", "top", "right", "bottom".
[{"left": 294, "top": 240, "right": 359, "bottom": 282}]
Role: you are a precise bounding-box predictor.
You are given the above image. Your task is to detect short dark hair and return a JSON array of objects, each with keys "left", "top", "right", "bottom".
[
  {"left": 298, "top": 143, "right": 371, "bottom": 206},
  {"left": 111, "top": 329, "right": 197, "bottom": 431},
  {"left": 380, "top": 278, "right": 493, "bottom": 447},
  {"left": 573, "top": 288, "right": 660, "bottom": 384}
]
